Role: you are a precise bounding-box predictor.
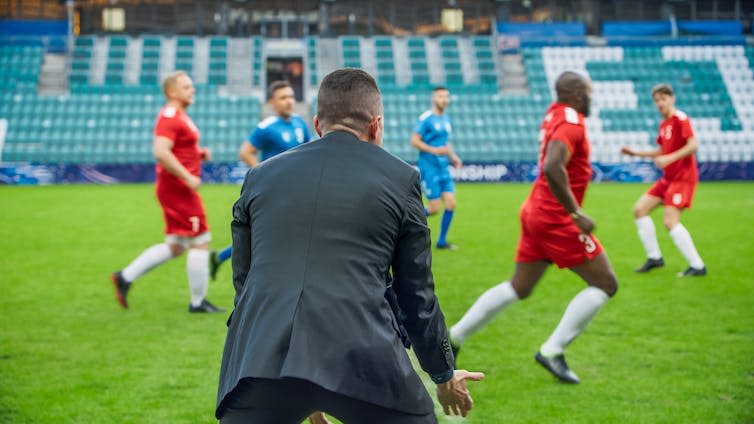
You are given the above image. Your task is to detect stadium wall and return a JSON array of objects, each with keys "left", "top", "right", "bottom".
[{"left": 2, "top": 161, "right": 753, "bottom": 185}]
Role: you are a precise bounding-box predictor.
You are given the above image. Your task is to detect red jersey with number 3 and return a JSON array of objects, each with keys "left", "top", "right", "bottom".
[
  {"left": 527, "top": 102, "right": 592, "bottom": 218},
  {"left": 657, "top": 110, "right": 697, "bottom": 182},
  {"left": 153, "top": 105, "right": 208, "bottom": 237}
]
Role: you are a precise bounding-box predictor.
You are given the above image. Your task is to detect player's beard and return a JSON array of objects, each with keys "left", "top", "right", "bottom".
[{"left": 581, "top": 93, "right": 591, "bottom": 117}]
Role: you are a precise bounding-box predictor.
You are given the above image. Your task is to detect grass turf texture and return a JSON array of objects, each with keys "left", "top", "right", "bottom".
[{"left": 1, "top": 182, "right": 752, "bottom": 423}]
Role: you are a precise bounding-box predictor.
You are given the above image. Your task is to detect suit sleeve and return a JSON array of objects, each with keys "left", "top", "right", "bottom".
[
  {"left": 391, "top": 172, "right": 454, "bottom": 379},
  {"left": 230, "top": 169, "right": 255, "bottom": 306}
]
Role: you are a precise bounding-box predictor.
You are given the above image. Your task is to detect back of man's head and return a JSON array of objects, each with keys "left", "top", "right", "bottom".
[{"left": 316, "top": 68, "right": 382, "bottom": 135}]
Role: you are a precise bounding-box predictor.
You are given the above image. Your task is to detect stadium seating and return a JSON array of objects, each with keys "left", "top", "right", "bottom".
[
  {"left": 1, "top": 35, "right": 262, "bottom": 164},
  {"left": 374, "top": 37, "right": 396, "bottom": 87},
  {"left": 1, "top": 36, "right": 753, "bottom": 164},
  {"left": 306, "top": 36, "right": 318, "bottom": 86}
]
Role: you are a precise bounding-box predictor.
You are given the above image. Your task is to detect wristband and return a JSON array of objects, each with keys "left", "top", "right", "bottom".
[{"left": 569, "top": 209, "right": 583, "bottom": 220}]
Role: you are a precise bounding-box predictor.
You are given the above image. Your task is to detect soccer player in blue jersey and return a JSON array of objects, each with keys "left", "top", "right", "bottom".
[
  {"left": 411, "top": 86, "right": 462, "bottom": 250},
  {"left": 210, "top": 81, "right": 311, "bottom": 279}
]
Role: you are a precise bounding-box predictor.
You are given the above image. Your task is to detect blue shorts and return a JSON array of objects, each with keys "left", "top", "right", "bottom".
[{"left": 419, "top": 165, "right": 454, "bottom": 200}]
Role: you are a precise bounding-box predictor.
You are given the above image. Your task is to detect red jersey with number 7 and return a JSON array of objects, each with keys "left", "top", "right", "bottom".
[
  {"left": 153, "top": 105, "right": 208, "bottom": 237},
  {"left": 526, "top": 102, "right": 592, "bottom": 220},
  {"left": 657, "top": 110, "right": 698, "bottom": 182}
]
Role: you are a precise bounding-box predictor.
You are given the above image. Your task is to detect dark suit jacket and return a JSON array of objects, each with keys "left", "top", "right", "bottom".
[{"left": 216, "top": 131, "right": 454, "bottom": 417}]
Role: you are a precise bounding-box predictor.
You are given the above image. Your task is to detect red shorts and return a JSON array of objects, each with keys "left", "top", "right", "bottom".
[
  {"left": 156, "top": 177, "right": 208, "bottom": 237},
  {"left": 515, "top": 202, "right": 603, "bottom": 269},
  {"left": 647, "top": 177, "right": 696, "bottom": 209}
]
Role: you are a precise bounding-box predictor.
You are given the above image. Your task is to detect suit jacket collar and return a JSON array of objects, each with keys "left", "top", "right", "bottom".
[{"left": 321, "top": 130, "right": 366, "bottom": 144}]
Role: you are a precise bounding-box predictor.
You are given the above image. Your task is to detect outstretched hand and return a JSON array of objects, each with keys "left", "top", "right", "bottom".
[
  {"left": 620, "top": 146, "right": 635, "bottom": 156},
  {"left": 436, "top": 369, "right": 485, "bottom": 417}
]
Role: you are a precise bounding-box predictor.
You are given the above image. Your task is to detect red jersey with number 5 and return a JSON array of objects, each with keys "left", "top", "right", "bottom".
[
  {"left": 527, "top": 102, "right": 592, "bottom": 218},
  {"left": 657, "top": 110, "right": 697, "bottom": 182}
]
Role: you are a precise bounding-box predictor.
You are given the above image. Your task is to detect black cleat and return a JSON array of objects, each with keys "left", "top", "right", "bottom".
[
  {"left": 436, "top": 242, "right": 458, "bottom": 251},
  {"left": 189, "top": 299, "right": 226, "bottom": 313},
  {"left": 535, "top": 351, "right": 580, "bottom": 384},
  {"left": 209, "top": 250, "right": 221, "bottom": 281},
  {"left": 635, "top": 257, "right": 665, "bottom": 273},
  {"left": 678, "top": 266, "right": 707, "bottom": 277},
  {"left": 110, "top": 271, "right": 130, "bottom": 309}
]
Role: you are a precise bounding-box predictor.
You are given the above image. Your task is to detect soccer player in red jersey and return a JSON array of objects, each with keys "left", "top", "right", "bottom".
[
  {"left": 621, "top": 83, "right": 706, "bottom": 277},
  {"left": 110, "top": 71, "right": 225, "bottom": 313},
  {"left": 448, "top": 72, "right": 618, "bottom": 384}
]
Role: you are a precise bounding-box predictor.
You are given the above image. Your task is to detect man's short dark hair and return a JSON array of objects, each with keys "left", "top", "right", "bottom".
[
  {"left": 432, "top": 86, "right": 448, "bottom": 92},
  {"left": 316, "top": 68, "right": 382, "bottom": 134},
  {"left": 267, "top": 80, "right": 292, "bottom": 100},
  {"left": 651, "top": 83, "right": 674, "bottom": 97}
]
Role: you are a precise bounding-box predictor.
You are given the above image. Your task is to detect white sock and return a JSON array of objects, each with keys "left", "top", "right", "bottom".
[
  {"left": 450, "top": 281, "right": 519, "bottom": 345},
  {"left": 635, "top": 216, "right": 662, "bottom": 260},
  {"left": 669, "top": 224, "right": 705, "bottom": 269},
  {"left": 121, "top": 243, "right": 173, "bottom": 283},
  {"left": 540, "top": 287, "right": 609, "bottom": 357},
  {"left": 187, "top": 248, "right": 209, "bottom": 307}
]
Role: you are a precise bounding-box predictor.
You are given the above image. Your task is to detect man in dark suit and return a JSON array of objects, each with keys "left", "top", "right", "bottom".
[{"left": 216, "top": 68, "right": 483, "bottom": 423}]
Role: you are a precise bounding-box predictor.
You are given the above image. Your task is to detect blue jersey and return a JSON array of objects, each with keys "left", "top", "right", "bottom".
[
  {"left": 249, "top": 115, "right": 311, "bottom": 161},
  {"left": 414, "top": 110, "right": 452, "bottom": 169}
]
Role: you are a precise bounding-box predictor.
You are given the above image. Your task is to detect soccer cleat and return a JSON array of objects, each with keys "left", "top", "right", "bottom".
[
  {"left": 209, "top": 250, "right": 221, "bottom": 281},
  {"left": 677, "top": 266, "right": 707, "bottom": 277},
  {"left": 436, "top": 242, "right": 458, "bottom": 251},
  {"left": 635, "top": 257, "right": 665, "bottom": 273},
  {"left": 110, "top": 271, "right": 130, "bottom": 309},
  {"left": 189, "top": 299, "right": 226, "bottom": 313},
  {"left": 535, "top": 351, "right": 580, "bottom": 384}
]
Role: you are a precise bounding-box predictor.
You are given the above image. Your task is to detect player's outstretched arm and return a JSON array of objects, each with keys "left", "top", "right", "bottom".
[
  {"left": 620, "top": 145, "right": 662, "bottom": 159},
  {"left": 654, "top": 135, "right": 698, "bottom": 169}
]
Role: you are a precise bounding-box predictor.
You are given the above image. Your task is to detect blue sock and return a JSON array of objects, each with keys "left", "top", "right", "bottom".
[
  {"left": 437, "top": 209, "right": 454, "bottom": 246},
  {"left": 218, "top": 246, "right": 232, "bottom": 263},
  {"left": 424, "top": 207, "right": 430, "bottom": 216}
]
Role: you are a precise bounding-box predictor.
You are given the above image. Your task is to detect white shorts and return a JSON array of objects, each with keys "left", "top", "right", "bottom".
[{"left": 165, "top": 231, "right": 211, "bottom": 249}]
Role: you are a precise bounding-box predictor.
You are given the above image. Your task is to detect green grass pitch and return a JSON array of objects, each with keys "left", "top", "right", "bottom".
[{"left": 1, "top": 182, "right": 752, "bottom": 423}]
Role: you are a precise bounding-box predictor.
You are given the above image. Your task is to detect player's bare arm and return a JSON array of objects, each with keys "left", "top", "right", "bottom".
[
  {"left": 239, "top": 141, "right": 260, "bottom": 168},
  {"left": 411, "top": 133, "right": 450, "bottom": 155},
  {"left": 153, "top": 135, "right": 201, "bottom": 190},
  {"left": 654, "top": 135, "right": 698, "bottom": 169},
  {"left": 543, "top": 140, "right": 595, "bottom": 234},
  {"left": 620, "top": 145, "right": 662, "bottom": 158},
  {"left": 447, "top": 144, "right": 462, "bottom": 168}
]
